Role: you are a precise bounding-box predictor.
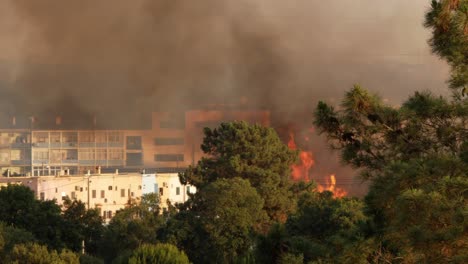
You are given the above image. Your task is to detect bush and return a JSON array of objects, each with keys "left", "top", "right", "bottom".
[{"left": 128, "top": 243, "right": 189, "bottom": 264}]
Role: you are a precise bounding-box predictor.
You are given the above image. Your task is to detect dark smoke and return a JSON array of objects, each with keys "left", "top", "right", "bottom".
[
  {"left": 0, "top": 0, "right": 449, "bottom": 118},
  {"left": 1, "top": 0, "right": 291, "bottom": 123}
]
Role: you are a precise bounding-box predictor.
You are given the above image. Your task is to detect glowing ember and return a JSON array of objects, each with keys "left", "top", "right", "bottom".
[{"left": 287, "top": 131, "right": 347, "bottom": 198}]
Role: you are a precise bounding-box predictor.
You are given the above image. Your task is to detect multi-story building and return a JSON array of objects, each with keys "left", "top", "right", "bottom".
[
  {"left": 0, "top": 109, "right": 270, "bottom": 176},
  {"left": 0, "top": 172, "right": 194, "bottom": 222},
  {"left": 156, "top": 173, "right": 196, "bottom": 212}
]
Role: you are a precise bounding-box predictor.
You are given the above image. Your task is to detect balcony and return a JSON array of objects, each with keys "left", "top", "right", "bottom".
[
  {"left": 79, "top": 160, "right": 96, "bottom": 165},
  {"left": 62, "top": 142, "right": 78, "bottom": 148},
  {"left": 11, "top": 143, "right": 31, "bottom": 149},
  {"left": 11, "top": 160, "right": 30, "bottom": 165},
  {"left": 107, "top": 160, "right": 124, "bottom": 166},
  {"left": 62, "top": 159, "right": 78, "bottom": 164},
  {"left": 108, "top": 142, "right": 124, "bottom": 148},
  {"left": 33, "top": 143, "right": 49, "bottom": 148},
  {"left": 33, "top": 159, "right": 49, "bottom": 165},
  {"left": 49, "top": 142, "right": 61, "bottom": 148},
  {"left": 79, "top": 142, "right": 95, "bottom": 148}
]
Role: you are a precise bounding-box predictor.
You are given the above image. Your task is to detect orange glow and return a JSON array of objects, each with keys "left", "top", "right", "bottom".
[{"left": 288, "top": 131, "right": 347, "bottom": 198}]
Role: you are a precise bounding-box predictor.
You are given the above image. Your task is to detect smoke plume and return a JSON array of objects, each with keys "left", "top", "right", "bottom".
[{"left": 0, "top": 0, "right": 449, "bottom": 117}]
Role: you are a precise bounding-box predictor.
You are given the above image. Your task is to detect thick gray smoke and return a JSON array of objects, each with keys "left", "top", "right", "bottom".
[{"left": 0, "top": 0, "right": 449, "bottom": 118}]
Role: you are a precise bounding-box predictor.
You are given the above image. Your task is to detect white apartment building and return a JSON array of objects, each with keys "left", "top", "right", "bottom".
[
  {"left": 156, "top": 173, "right": 196, "bottom": 212},
  {"left": 0, "top": 172, "right": 194, "bottom": 222}
]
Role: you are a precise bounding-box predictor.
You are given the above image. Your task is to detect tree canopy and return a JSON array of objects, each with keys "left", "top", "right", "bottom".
[
  {"left": 425, "top": 0, "right": 468, "bottom": 96},
  {"left": 180, "top": 121, "right": 298, "bottom": 225}
]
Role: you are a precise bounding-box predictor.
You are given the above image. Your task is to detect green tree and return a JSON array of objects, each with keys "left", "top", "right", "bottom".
[
  {"left": 127, "top": 243, "right": 189, "bottom": 264},
  {"left": 6, "top": 242, "right": 79, "bottom": 264},
  {"left": 195, "top": 178, "right": 266, "bottom": 262},
  {"left": 61, "top": 198, "right": 104, "bottom": 254},
  {"left": 313, "top": 86, "right": 468, "bottom": 262},
  {"left": 257, "top": 192, "right": 369, "bottom": 263},
  {"left": 0, "top": 223, "right": 36, "bottom": 259},
  {"left": 99, "top": 194, "right": 164, "bottom": 262},
  {"left": 180, "top": 121, "right": 298, "bottom": 227},
  {"left": 0, "top": 185, "right": 65, "bottom": 249},
  {"left": 162, "top": 178, "right": 266, "bottom": 264},
  {"left": 425, "top": 0, "right": 468, "bottom": 96}
]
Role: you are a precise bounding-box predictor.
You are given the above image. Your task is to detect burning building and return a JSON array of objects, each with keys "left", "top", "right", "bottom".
[{"left": 0, "top": 108, "right": 270, "bottom": 176}]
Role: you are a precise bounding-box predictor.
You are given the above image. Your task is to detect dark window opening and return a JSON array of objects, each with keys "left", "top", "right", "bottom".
[
  {"left": 154, "top": 138, "right": 185, "bottom": 146},
  {"left": 154, "top": 154, "right": 184, "bottom": 162}
]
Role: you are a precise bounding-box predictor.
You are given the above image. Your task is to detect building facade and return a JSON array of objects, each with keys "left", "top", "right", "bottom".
[
  {"left": 156, "top": 173, "right": 196, "bottom": 212},
  {"left": 0, "top": 109, "right": 270, "bottom": 176},
  {"left": 0, "top": 172, "right": 193, "bottom": 222}
]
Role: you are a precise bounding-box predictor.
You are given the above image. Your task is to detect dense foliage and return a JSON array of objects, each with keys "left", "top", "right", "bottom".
[
  {"left": 425, "top": 0, "right": 468, "bottom": 96},
  {"left": 180, "top": 121, "right": 298, "bottom": 226},
  {"left": 127, "top": 243, "right": 189, "bottom": 264}
]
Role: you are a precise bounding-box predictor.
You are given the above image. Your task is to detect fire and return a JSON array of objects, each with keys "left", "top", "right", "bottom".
[
  {"left": 316, "top": 174, "right": 348, "bottom": 198},
  {"left": 288, "top": 131, "right": 347, "bottom": 198},
  {"left": 288, "top": 132, "right": 314, "bottom": 181}
]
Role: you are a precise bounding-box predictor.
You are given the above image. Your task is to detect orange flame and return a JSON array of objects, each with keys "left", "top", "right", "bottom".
[
  {"left": 288, "top": 132, "right": 314, "bottom": 181},
  {"left": 288, "top": 131, "right": 347, "bottom": 198},
  {"left": 316, "top": 174, "right": 347, "bottom": 198}
]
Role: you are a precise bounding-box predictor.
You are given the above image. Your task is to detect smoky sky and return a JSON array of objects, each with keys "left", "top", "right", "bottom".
[{"left": 0, "top": 0, "right": 450, "bottom": 120}]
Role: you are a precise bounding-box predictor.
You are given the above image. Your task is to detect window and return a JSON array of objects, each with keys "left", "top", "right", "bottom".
[
  {"left": 71, "top": 191, "right": 76, "bottom": 199},
  {"left": 107, "top": 211, "right": 112, "bottom": 219},
  {"left": 159, "top": 188, "right": 164, "bottom": 196},
  {"left": 126, "top": 136, "right": 142, "bottom": 150},
  {"left": 79, "top": 132, "right": 94, "bottom": 143},
  {"left": 50, "top": 150, "right": 62, "bottom": 163},
  {"left": 121, "top": 189, "right": 125, "bottom": 197},
  {"left": 50, "top": 132, "right": 60, "bottom": 143},
  {"left": 63, "top": 149, "right": 78, "bottom": 160},
  {"left": 138, "top": 185, "right": 142, "bottom": 190},
  {"left": 154, "top": 138, "right": 185, "bottom": 145},
  {"left": 92, "top": 190, "right": 96, "bottom": 198},
  {"left": 55, "top": 188, "right": 58, "bottom": 193},
  {"left": 33, "top": 132, "right": 49, "bottom": 143},
  {"left": 154, "top": 154, "right": 184, "bottom": 162},
  {"left": 160, "top": 120, "right": 184, "bottom": 129},
  {"left": 131, "top": 192, "right": 134, "bottom": 197},
  {"left": 108, "top": 132, "right": 122, "bottom": 143},
  {"left": 126, "top": 153, "right": 143, "bottom": 166},
  {"left": 95, "top": 132, "right": 106, "bottom": 143},
  {"left": 40, "top": 192, "right": 45, "bottom": 201},
  {"left": 108, "top": 186, "right": 112, "bottom": 191},
  {"left": 109, "top": 149, "right": 123, "bottom": 160},
  {"left": 33, "top": 150, "right": 49, "bottom": 160},
  {"left": 196, "top": 121, "right": 222, "bottom": 129},
  {"left": 101, "top": 190, "right": 105, "bottom": 198},
  {"left": 10, "top": 149, "right": 21, "bottom": 161},
  {"left": 79, "top": 149, "right": 95, "bottom": 160},
  {"left": 96, "top": 149, "right": 106, "bottom": 160},
  {"left": 62, "top": 132, "right": 77, "bottom": 143},
  {"left": 103, "top": 211, "right": 106, "bottom": 220},
  {"left": 176, "top": 187, "right": 180, "bottom": 195}
]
